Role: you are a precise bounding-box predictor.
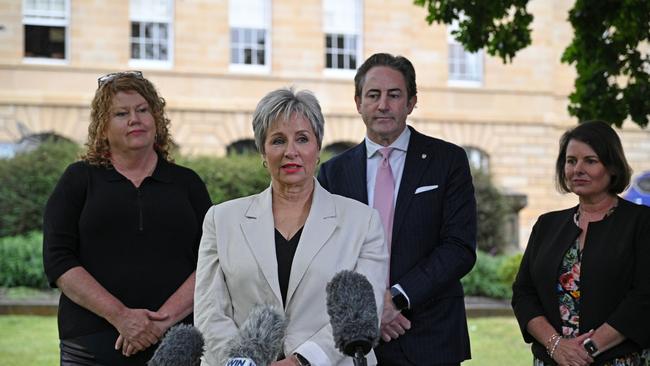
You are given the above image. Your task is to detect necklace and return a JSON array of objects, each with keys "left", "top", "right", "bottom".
[{"left": 573, "top": 197, "right": 618, "bottom": 226}]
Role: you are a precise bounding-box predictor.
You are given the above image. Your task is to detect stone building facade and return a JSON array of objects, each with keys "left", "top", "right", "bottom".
[{"left": 0, "top": 0, "right": 648, "bottom": 248}]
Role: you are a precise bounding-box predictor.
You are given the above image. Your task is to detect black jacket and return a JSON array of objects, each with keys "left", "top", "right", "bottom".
[
  {"left": 318, "top": 127, "right": 477, "bottom": 365},
  {"left": 512, "top": 198, "right": 650, "bottom": 364}
]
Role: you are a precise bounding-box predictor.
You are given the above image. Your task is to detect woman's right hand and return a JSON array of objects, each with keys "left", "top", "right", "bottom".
[
  {"left": 552, "top": 331, "right": 594, "bottom": 366},
  {"left": 112, "top": 308, "right": 168, "bottom": 356}
]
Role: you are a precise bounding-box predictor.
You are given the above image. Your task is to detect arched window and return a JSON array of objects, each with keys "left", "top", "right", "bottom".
[
  {"left": 15, "top": 132, "right": 75, "bottom": 154},
  {"left": 462, "top": 145, "right": 489, "bottom": 173},
  {"left": 227, "top": 139, "right": 257, "bottom": 155}
]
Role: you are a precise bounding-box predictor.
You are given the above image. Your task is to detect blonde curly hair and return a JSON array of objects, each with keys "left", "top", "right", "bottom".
[{"left": 82, "top": 72, "right": 173, "bottom": 166}]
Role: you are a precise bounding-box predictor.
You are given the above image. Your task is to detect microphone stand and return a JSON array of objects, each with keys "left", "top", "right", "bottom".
[{"left": 352, "top": 347, "right": 368, "bottom": 366}]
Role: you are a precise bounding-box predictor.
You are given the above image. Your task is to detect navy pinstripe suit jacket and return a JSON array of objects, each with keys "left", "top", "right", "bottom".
[{"left": 317, "top": 126, "right": 477, "bottom": 365}]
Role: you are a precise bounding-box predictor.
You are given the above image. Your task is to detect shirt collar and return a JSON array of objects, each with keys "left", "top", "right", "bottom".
[
  {"left": 100, "top": 152, "right": 172, "bottom": 184},
  {"left": 365, "top": 125, "right": 411, "bottom": 158}
]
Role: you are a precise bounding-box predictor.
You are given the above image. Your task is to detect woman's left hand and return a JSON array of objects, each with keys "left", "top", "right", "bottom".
[
  {"left": 115, "top": 310, "right": 172, "bottom": 356},
  {"left": 552, "top": 331, "right": 594, "bottom": 366}
]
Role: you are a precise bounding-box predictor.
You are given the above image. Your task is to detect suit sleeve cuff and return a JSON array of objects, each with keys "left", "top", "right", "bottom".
[
  {"left": 392, "top": 284, "right": 411, "bottom": 309},
  {"left": 294, "top": 341, "right": 330, "bottom": 366}
]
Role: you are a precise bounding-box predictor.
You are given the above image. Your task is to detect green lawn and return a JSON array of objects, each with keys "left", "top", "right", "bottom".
[
  {"left": 465, "top": 316, "right": 531, "bottom": 365},
  {"left": 0, "top": 315, "right": 59, "bottom": 366},
  {"left": 0, "top": 315, "right": 531, "bottom": 365}
]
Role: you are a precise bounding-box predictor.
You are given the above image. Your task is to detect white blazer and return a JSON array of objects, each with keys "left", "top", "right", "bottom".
[{"left": 194, "top": 179, "right": 388, "bottom": 366}]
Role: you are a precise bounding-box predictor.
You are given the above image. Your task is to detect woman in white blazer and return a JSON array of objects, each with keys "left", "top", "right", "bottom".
[{"left": 194, "top": 88, "right": 389, "bottom": 366}]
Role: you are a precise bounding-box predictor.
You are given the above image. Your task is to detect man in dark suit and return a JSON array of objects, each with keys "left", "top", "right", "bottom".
[{"left": 318, "top": 53, "right": 477, "bottom": 366}]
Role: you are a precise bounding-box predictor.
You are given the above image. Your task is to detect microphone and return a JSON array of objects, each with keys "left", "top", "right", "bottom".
[
  {"left": 222, "top": 304, "right": 287, "bottom": 366},
  {"left": 326, "top": 270, "right": 379, "bottom": 366},
  {"left": 148, "top": 323, "right": 205, "bottom": 366}
]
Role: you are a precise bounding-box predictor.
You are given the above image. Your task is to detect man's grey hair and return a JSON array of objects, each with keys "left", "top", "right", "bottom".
[{"left": 252, "top": 87, "right": 324, "bottom": 154}]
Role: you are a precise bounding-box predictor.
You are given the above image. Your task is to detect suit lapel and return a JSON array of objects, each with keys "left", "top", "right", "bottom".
[
  {"left": 285, "top": 181, "right": 337, "bottom": 306},
  {"left": 393, "top": 128, "right": 432, "bottom": 239},
  {"left": 240, "top": 186, "right": 283, "bottom": 304}
]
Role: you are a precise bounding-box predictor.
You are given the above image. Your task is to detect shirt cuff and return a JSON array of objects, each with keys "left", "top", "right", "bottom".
[
  {"left": 294, "top": 340, "right": 330, "bottom": 366},
  {"left": 392, "top": 284, "right": 411, "bottom": 309}
]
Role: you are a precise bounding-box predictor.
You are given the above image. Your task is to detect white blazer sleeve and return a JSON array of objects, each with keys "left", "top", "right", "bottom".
[{"left": 194, "top": 205, "right": 238, "bottom": 366}]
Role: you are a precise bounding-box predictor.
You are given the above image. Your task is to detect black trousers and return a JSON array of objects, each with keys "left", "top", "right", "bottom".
[{"left": 60, "top": 330, "right": 155, "bottom": 366}]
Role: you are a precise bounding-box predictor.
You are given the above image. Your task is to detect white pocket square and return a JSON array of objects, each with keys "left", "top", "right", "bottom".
[{"left": 415, "top": 185, "right": 438, "bottom": 194}]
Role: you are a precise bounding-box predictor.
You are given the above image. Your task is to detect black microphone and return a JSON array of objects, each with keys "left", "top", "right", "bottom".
[
  {"left": 222, "top": 304, "right": 287, "bottom": 366},
  {"left": 148, "top": 323, "right": 205, "bottom": 366},
  {"left": 326, "top": 270, "right": 379, "bottom": 366}
]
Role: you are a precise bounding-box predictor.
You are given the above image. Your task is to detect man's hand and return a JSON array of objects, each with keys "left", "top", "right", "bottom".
[{"left": 380, "top": 290, "right": 411, "bottom": 342}]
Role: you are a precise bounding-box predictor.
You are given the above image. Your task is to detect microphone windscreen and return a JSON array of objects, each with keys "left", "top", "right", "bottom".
[
  {"left": 148, "top": 323, "right": 205, "bottom": 366},
  {"left": 222, "top": 304, "right": 287, "bottom": 366},
  {"left": 326, "top": 270, "right": 379, "bottom": 357}
]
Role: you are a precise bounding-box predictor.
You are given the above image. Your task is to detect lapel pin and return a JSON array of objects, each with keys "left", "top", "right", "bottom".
[{"left": 421, "top": 154, "right": 427, "bottom": 159}]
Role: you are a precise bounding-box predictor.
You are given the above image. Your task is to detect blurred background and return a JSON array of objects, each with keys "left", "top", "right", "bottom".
[{"left": 1, "top": 1, "right": 649, "bottom": 364}]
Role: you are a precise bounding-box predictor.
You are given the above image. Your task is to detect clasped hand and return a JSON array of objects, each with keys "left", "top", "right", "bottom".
[
  {"left": 112, "top": 308, "right": 170, "bottom": 357},
  {"left": 552, "top": 331, "right": 594, "bottom": 366},
  {"left": 380, "top": 290, "right": 411, "bottom": 342}
]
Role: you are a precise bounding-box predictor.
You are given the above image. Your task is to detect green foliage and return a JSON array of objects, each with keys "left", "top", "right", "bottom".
[
  {"left": 462, "top": 250, "right": 522, "bottom": 299},
  {"left": 177, "top": 154, "right": 270, "bottom": 204},
  {"left": 497, "top": 251, "right": 523, "bottom": 286},
  {"left": 473, "top": 169, "right": 508, "bottom": 254},
  {"left": 562, "top": 0, "right": 650, "bottom": 128},
  {"left": 0, "top": 232, "right": 48, "bottom": 289},
  {"left": 0, "top": 140, "right": 80, "bottom": 237},
  {"left": 413, "top": 0, "right": 533, "bottom": 62},
  {"left": 414, "top": 0, "right": 650, "bottom": 128}
]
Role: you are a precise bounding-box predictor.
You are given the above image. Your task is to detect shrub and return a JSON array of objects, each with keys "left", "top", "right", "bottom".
[
  {"left": 497, "top": 252, "right": 524, "bottom": 287},
  {"left": 462, "top": 250, "right": 523, "bottom": 299},
  {"left": 178, "top": 154, "right": 270, "bottom": 204},
  {"left": 0, "top": 231, "right": 48, "bottom": 288},
  {"left": 473, "top": 169, "right": 509, "bottom": 254},
  {"left": 0, "top": 139, "right": 80, "bottom": 237}
]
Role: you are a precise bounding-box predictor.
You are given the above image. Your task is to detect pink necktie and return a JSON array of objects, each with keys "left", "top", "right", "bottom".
[{"left": 373, "top": 147, "right": 395, "bottom": 251}]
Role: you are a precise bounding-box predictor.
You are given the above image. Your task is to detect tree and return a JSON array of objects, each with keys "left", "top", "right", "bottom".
[{"left": 414, "top": 0, "right": 650, "bottom": 128}]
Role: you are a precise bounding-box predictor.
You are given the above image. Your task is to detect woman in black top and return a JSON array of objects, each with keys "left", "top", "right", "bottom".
[
  {"left": 43, "top": 71, "right": 212, "bottom": 365},
  {"left": 512, "top": 121, "right": 650, "bottom": 366}
]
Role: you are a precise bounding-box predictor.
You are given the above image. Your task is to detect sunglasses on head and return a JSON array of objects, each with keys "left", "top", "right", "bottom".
[{"left": 97, "top": 70, "right": 144, "bottom": 87}]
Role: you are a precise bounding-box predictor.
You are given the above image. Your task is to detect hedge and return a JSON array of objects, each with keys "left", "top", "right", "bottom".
[
  {"left": 461, "top": 250, "right": 523, "bottom": 299},
  {"left": 0, "top": 140, "right": 80, "bottom": 237},
  {"left": 0, "top": 231, "right": 48, "bottom": 289}
]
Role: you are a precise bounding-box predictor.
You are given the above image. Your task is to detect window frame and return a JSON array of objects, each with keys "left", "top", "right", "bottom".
[
  {"left": 323, "top": 0, "right": 362, "bottom": 76},
  {"left": 129, "top": 0, "right": 174, "bottom": 69},
  {"left": 228, "top": 0, "right": 271, "bottom": 74},
  {"left": 22, "top": 0, "right": 70, "bottom": 64},
  {"left": 447, "top": 21, "right": 483, "bottom": 87},
  {"left": 463, "top": 145, "right": 490, "bottom": 173}
]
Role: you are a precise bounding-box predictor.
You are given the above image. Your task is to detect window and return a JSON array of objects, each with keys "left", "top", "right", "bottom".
[
  {"left": 227, "top": 139, "right": 258, "bottom": 155},
  {"left": 447, "top": 21, "right": 483, "bottom": 86},
  {"left": 323, "top": 0, "right": 362, "bottom": 72},
  {"left": 130, "top": 0, "right": 173, "bottom": 66},
  {"left": 23, "top": 0, "right": 69, "bottom": 61},
  {"left": 229, "top": 0, "right": 270, "bottom": 71},
  {"left": 463, "top": 146, "right": 489, "bottom": 173}
]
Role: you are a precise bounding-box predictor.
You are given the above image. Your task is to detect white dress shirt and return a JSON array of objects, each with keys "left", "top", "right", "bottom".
[{"left": 365, "top": 126, "right": 411, "bottom": 207}]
